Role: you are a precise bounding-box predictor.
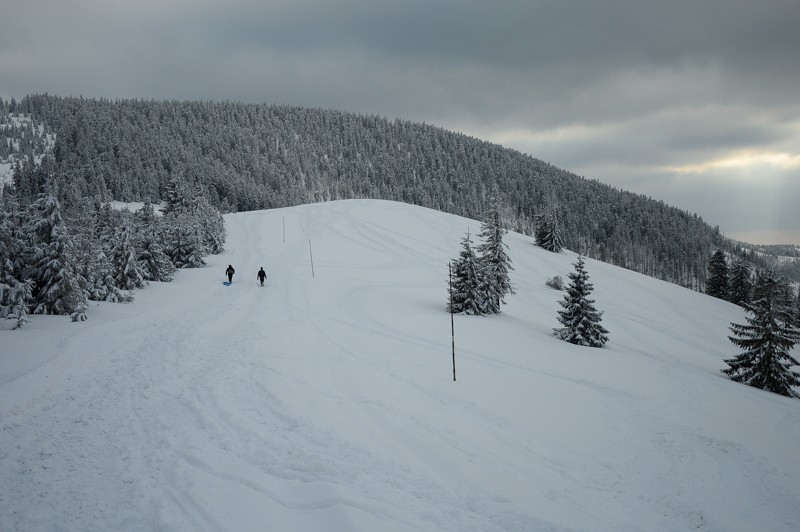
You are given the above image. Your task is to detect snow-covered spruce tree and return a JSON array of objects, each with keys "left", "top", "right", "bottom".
[
  {"left": 0, "top": 203, "right": 19, "bottom": 317},
  {"left": 194, "top": 196, "right": 226, "bottom": 255},
  {"left": 795, "top": 289, "right": 800, "bottom": 328},
  {"left": 533, "top": 210, "right": 547, "bottom": 247},
  {"left": 5, "top": 278, "right": 33, "bottom": 329},
  {"left": 137, "top": 227, "right": 175, "bottom": 282},
  {"left": 705, "top": 250, "right": 729, "bottom": 300},
  {"left": 90, "top": 250, "right": 131, "bottom": 302},
  {"left": 776, "top": 277, "right": 795, "bottom": 321},
  {"left": 728, "top": 257, "right": 752, "bottom": 307},
  {"left": 547, "top": 209, "right": 563, "bottom": 253},
  {"left": 164, "top": 213, "right": 207, "bottom": 268},
  {"left": 1, "top": 194, "right": 30, "bottom": 323},
  {"left": 162, "top": 176, "right": 192, "bottom": 216},
  {"left": 133, "top": 203, "right": 175, "bottom": 282},
  {"left": 554, "top": 255, "right": 609, "bottom": 347},
  {"left": 751, "top": 269, "right": 778, "bottom": 304},
  {"left": 94, "top": 201, "right": 120, "bottom": 248},
  {"left": 0, "top": 194, "right": 29, "bottom": 315},
  {"left": 722, "top": 275, "right": 800, "bottom": 398},
  {"left": 535, "top": 206, "right": 563, "bottom": 253},
  {"left": 162, "top": 187, "right": 226, "bottom": 256},
  {"left": 0, "top": 264, "right": 12, "bottom": 319},
  {"left": 25, "top": 193, "right": 87, "bottom": 316},
  {"left": 135, "top": 201, "right": 158, "bottom": 229},
  {"left": 70, "top": 218, "right": 129, "bottom": 303},
  {"left": 448, "top": 232, "right": 485, "bottom": 315},
  {"left": 476, "top": 197, "right": 514, "bottom": 313},
  {"left": 111, "top": 221, "right": 146, "bottom": 290}
]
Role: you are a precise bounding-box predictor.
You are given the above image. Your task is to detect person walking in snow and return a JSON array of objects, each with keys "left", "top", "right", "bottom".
[
  {"left": 257, "top": 267, "right": 267, "bottom": 287},
  {"left": 226, "top": 264, "right": 235, "bottom": 284}
]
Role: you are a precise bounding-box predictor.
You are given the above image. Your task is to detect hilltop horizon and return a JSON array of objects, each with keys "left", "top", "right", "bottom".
[
  {"left": 5, "top": 95, "right": 798, "bottom": 292},
  {"left": 2, "top": 93, "right": 796, "bottom": 247}
]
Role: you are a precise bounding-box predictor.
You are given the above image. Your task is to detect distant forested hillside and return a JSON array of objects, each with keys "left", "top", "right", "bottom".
[{"left": 2, "top": 94, "right": 794, "bottom": 288}]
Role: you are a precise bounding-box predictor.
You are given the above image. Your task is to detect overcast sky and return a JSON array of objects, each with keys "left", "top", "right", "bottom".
[{"left": 1, "top": 0, "right": 798, "bottom": 244}]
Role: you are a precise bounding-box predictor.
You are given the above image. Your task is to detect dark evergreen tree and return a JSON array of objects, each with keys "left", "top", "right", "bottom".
[
  {"left": 194, "top": 196, "right": 226, "bottom": 254},
  {"left": 90, "top": 250, "right": 131, "bottom": 303},
  {"left": 70, "top": 218, "right": 129, "bottom": 304},
  {"left": 448, "top": 232, "right": 485, "bottom": 315},
  {"left": 164, "top": 214, "right": 207, "bottom": 268},
  {"left": 132, "top": 201, "right": 175, "bottom": 281},
  {"left": 723, "top": 275, "right": 800, "bottom": 398},
  {"left": 795, "top": 289, "right": 800, "bottom": 328},
  {"left": 535, "top": 206, "right": 563, "bottom": 253},
  {"left": 10, "top": 161, "right": 25, "bottom": 198},
  {"left": 476, "top": 196, "right": 513, "bottom": 313},
  {"left": 94, "top": 202, "right": 119, "bottom": 247},
  {"left": 24, "top": 194, "right": 87, "bottom": 315},
  {"left": 705, "top": 250, "right": 729, "bottom": 300},
  {"left": 111, "top": 222, "right": 146, "bottom": 290},
  {"left": 0, "top": 195, "right": 26, "bottom": 317},
  {"left": 554, "top": 255, "right": 609, "bottom": 347},
  {"left": 751, "top": 269, "right": 775, "bottom": 303},
  {"left": 728, "top": 257, "right": 752, "bottom": 307},
  {"left": 134, "top": 201, "right": 158, "bottom": 229},
  {"left": 775, "top": 276, "right": 794, "bottom": 324},
  {"left": 162, "top": 177, "right": 193, "bottom": 215},
  {"left": 137, "top": 226, "right": 175, "bottom": 282},
  {"left": 5, "top": 278, "right": 33, "bottom": 329},
  {"left": 534, "top": 211, "right": 548, "bottom": 250}
]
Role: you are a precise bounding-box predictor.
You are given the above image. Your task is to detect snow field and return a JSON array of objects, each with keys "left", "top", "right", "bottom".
[{"left": 1, "top": 199, "right": 799, "bottom": 531}]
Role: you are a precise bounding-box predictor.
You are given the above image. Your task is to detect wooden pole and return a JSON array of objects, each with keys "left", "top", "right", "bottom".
[
  {"left": 449, "top": 261, "right": 456, "bottom": 382},
  {"left": 309, "top": 238, "right": 315, "bottom": 278}
]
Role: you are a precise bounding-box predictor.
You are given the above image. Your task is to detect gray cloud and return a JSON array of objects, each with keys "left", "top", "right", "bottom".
[{"left": 1, "top": 0, "right": 799, "bottom": 242}]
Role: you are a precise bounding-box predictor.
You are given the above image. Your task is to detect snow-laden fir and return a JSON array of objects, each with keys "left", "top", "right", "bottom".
[{"left": 2, "top": 200, "right": 799, "bottom": 531}]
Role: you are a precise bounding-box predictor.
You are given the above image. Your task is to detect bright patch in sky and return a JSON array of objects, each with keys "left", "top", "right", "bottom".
[
  {"left": 665, "top": 151, "right": 800, "bottom": 175},
  {"left": 727, "top": 229, "right": 800, "bottom": 246}
]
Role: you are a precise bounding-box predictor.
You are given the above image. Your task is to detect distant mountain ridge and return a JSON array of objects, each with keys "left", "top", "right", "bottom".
[{"left": 1, "top": 94, "right": 797, "bottom": 286}]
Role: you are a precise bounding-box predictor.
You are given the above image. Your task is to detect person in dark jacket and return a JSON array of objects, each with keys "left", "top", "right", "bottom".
[
  {"left": 225, "top": 265, "right": 235, "bottom": 283},
  {"left": 257, "top": 267, "right": 267, "bottom": 286}
]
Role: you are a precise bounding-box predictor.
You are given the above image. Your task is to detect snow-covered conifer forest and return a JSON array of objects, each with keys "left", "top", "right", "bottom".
[{"left": 2, "top": 95, "right": 797, "bottom": 293}]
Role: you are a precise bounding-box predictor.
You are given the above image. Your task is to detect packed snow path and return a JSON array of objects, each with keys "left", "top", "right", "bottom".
[{"left": 2, "top": 200, "right": 799, "bottom": 531}]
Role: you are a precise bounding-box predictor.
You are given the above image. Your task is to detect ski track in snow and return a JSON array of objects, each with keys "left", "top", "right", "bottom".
[{"left": 2, "top": 199, "right": 799, "bottom": 531}]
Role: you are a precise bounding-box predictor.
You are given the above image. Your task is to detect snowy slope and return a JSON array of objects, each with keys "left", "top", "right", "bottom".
[{"left": 2, "top": 200, "right": 799, "bottom": 531}]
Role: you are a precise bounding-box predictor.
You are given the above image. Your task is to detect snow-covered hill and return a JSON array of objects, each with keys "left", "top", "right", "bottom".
[
  {"left": 2, "top": 200, "right": 798, "bottom": 531},
  {"left": 0, "top": 113, "right": 56, "bottom": 186}
]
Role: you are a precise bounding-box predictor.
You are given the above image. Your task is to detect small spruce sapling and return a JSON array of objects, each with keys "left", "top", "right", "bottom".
[
  {"left": 6, "top": 278, "right": 33, "bottom": 329},
  {"left": 554, "top": 255, "right": 609, "bottom": 347}
]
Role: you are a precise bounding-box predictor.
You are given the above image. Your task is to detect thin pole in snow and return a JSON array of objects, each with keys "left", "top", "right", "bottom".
[
  {"left": 283, "top": 216, "right": 285, "bottom": 244},
  {"left": 449, "top": 261, "right": 456, "bottom": 382},
  {"left": 309, "top": 238, "right": 315, "bottom": 278}
]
